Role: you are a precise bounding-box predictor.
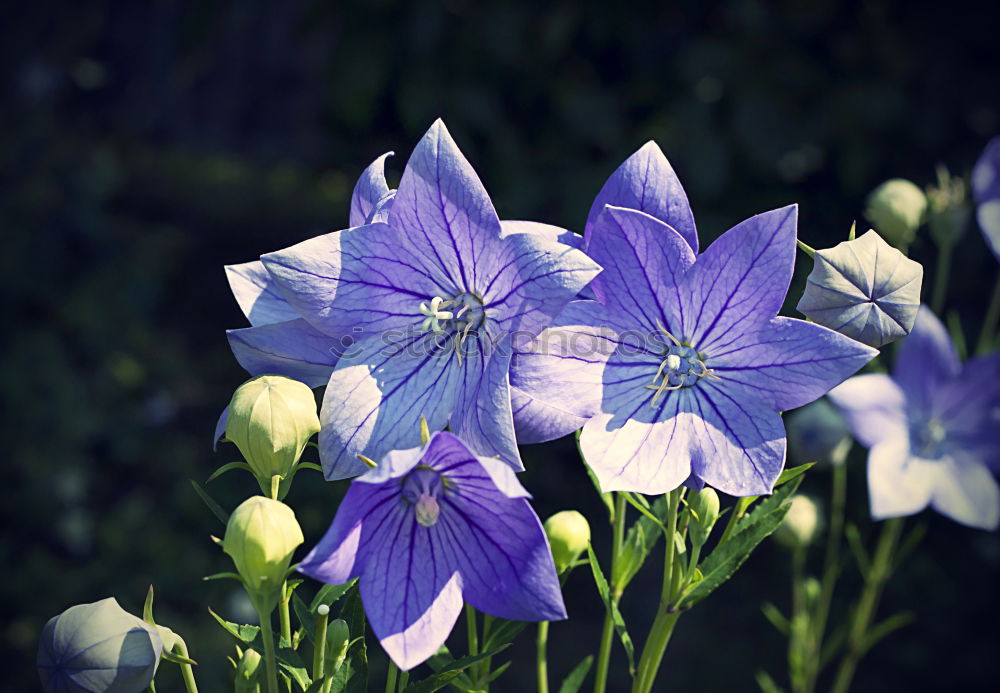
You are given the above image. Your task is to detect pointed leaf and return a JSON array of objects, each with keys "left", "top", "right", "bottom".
[
  {"left": 557, "top": 655, "right": 594, "bottom": 693},
  {"left": 774, "top": 463, "right": 814, "bottom": 487},
  {"left": 208, "top": 607, "right": 261, "bottom": 644},
  {"left": 292, "top": 593, "right": 315, "bottom": 645},
  {"left": 207, "top": 461, "right": 254, "bottom": 483},
  {"left": 403, "top": 646, "right": 508, "bottom": 693},
  {"left": 143, "top": 585, "right": 156, "bottom": 626},
  {"left": 310, "top": 579, "right": 358, "bottom": 612},
  {"left": 585, "top": 545, "right": 635, "bottom": 673},
  {"left": 277, "top": 646, "right": 312, "bottom": 691},
  {"left": 190, "top": 479, "right": 229, "bottom": 525}
]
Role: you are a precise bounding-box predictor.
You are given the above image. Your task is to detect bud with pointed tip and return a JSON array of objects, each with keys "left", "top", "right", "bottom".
[
  {"left": 223, "top": 496, "right": 304, "bottom": 614},
  {"left": 38, "top": 597, "right": 163, "bottom": 693},
  {"left": 688, "top": 488, "right": 720, "bottom": 548},
  {"left": 865, "top": 178, "right": 927, "bottom": 249},
  {"left": 543, "top": 510, "right": 591, "bottom": 573},
  {"left": 787, "top": 399, "right": 852, "bottom": 466},
  {"left": 226, "top": 375, "right": 320, "bottom": 492},
  {"left": 775, "top": 496, "right": 822, "bottom": 549},
  {"left": 234, "top": 647, "right": 262, "bottom": 693}
]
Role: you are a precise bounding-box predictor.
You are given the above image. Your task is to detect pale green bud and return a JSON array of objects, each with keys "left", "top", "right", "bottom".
[
  {"left": 775, "top": 496, "right": 822, "bottom": 549},
  {"left": 688, "top": 488, "right": 721, "bottom": 547},
  {"left": 803, "top": 577, "right": 822, "bottom": 609},
  {"left": 865, "top": 178, "right": 927, "bottom": 249},
  {"left": 234, "top": 646, "right": 262, "bottom": 693},
  {"left": 544, "top": 510, "right": 591, "bottom": 573},
  {"left": 226, "top": 375, "right": 320, "bottom": 483},
  {"left": 223, "top": 496, "right": 304, "bottom": 614},
  {"left": 324, "top": 619, "right": 350, "bottom": 677}
]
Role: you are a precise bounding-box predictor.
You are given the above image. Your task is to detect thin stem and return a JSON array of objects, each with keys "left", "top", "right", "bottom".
[
  {"left": 313, "top": 606, "right": 330, "bottom": 682},
  {"left": 719, "top": 496, "right": 753, "bottom": 544},
  {"left": 931, "top": 241, "right": 953, "bottom": 315},
  {"left": 830, "top": 518, "right": 904, "bottom": 693},
  {"left": 173, "top": 641, "right": 199, "bottom": 693},
  {"left": 258, "top": 612, "right": 280, "bottom": 693},
  {"left": 480, "top": 613, "right": 495, "bottom": 690},
  {"left": 536, "top": 621, "right": 550, "bottom": 693},
  {"left": 385, "top": 660, "right": 399, "bottom": 693},
  {"left": 976, "top": 273, "right": 1000, "bottom": 354},
  {"left": 788, "top": 547, "right": 808, "bottom": 693},
  {"left": 279, "top": 583, "right": 292, "bottom": 645},
  {"left": 466, "top": 604, "right": 479, "bottom": 657},
  {"left": 593, "top": 492, "right": 627, "bottom": 693}
]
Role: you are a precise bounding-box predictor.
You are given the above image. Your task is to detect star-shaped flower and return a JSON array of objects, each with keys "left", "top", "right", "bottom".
[
  {"left": 257, "top": 120, "right": 599, "bottom": 478},
  {"left": 511, "top": 145, "right": 877, "bottom": 496},
  {"left": 973, "top": 136, "right": 1000, "bottom": 261},
  {"left": 829, "top": 306, "right": 1000, "bottom": 529},
  {"left": 297, "top": 431, "right": 565, "bottom": 670}
]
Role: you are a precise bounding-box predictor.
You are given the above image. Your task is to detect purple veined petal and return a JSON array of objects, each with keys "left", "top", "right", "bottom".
[
  {"left": 262, "top": 224, "right": 453, "bottom": 339},
  {"left": 972, "top": 136, "right": 1000, "bottom": 204},
  {"left": 350, "top": 152, "right": 394, "bottom": 227},
  {"left": 827, "top": 374, "right": 908, "bottom": 448},
  {"left": 500, "top": 220, "right": 585, "bottom": 250},
  {"left": 451, "top": 334, "right": 522, "bottom": 470},
  {"left": 579, "top": 389, "right": 695, "bottom": 495},
  {"left": 318, "top": 333, "right": 469, "bottom": 480},
  {"left": 417, "top": 431, "right": 529, "bottom": 497},
  {"left": 510, "top": 387, "right": 589, "bottom": 444},
  {"left": 368, "top": 190, "right": 396, "bottom": 224},
  {"left": 213, "top": 406, "right": 228, "bottom": 451},
  {"left": 930, "top": 458, "right": 1000, "bottom": 530},
  {"left": 389, "top": 119, "right": 503, "bottom": 292},
  {"left": 226, "top": 318, "right": 347, "bottom": 388},
  {"left": 707, "top": 316, "right": 878, "bottom": 411},
  {"left": 686, "top": 381, "right": 786, "bottom": 497},
  {"left": 680, "top": 205, "right": 798, "bottom": 351},
  {"left": 586, "top": 206, "right": 695, "bottom": 337},
  {"left": 226, "top": 260, "right": 300, "bottom": 327},
  {"left": 481, "top": 230, "right": 602, "bottom": 338},
  {"left": 893, "top": 306, "right": 961, "bottom": 417},
  {"left": 934, "top": 352, "right": 1000, "bottom": 469},
  {"left": 866, "top": 438, "right": 937, "bottom": 520},
  {"left": 584, "top": 141, "right": 699, "bottom": 253}
]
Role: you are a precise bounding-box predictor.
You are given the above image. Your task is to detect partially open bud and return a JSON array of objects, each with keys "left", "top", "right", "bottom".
[
  {"left": 787, "top": 399, "right": 852, "bottom": 466},
  {"left": 38, "top": 597, "right": 163, "bottom": 693},
  {"left": 688, "top": 488, "right": 721, "bottom": 548},
  {"left": 796, "top": 229, "right": 922, "bottom": 347},
  {"left": 865, "top": 178, "right": 927, "bottom": 249},
  {"left": 775, "top": 496, "right": 822, "bottom": 549},
  {"left": 223, "top": 496, "right": 304, "bottom": 614},
  {"left": 226, "top": 375, "right": 320, "bottom": 488},
  {"left": 234, "top": 647, "right": 262, "bottom": 693},
  {"left": 543, "top": 510, "right": 591, "bottom": 573}
]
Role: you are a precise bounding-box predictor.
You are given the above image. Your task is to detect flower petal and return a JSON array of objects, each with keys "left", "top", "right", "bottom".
[
  {"left": 867, "top": 439, "right": 937, "bottom": 520},
  {"left": 500, "top": 220, "right": 585, "bottom": 250},
  {"left": 972, "top": 136, "right": 1000, "bottom": 204},
  {"left": 930, "top": 458, "right": 1000, "bottom": 530},
  {"left": 389, "top": 119, "right": 503, "bottom": 292},
  {"left": 262, "top": 224, "right": 451, "bottom": 338},
  {"left": 225, "top": 260, "right": 300, "bottom": 327},
  {"left": 893, "top": 306, "right": 960, "bottom": 417},
  {"left": 827, "top": 374, "right": 908, "bottom": 448},
  {"left": 584, "top": 141, "right": 698, "bottom": 252},
  {"left": 680, "top": 205, "right": 797, "bottom": 351},
  {"left": 318, "top": 333, "right": 468, "bottom": 479},
  {"left": 686, "top": 382, "right": 786, "bottom": 496},
  {"left": 213, "top": 406, "right": 228, "bottom": 451},
  {"left": 978, "top": 201, "right": 1000, "bottom": 261},
  {"left": 350, "top": 152, "right": 393, "bottom": 227},
  {"left": 586, "top": 206, "right": 694, "bottom": 336},
  {"left": 510, "top": 386, "right": 588, "bottom": 444},
  {"left": 226, "top": 318, "right": 346, "bottom": 387},
  {"left": 708, "top": 317, "right": 878, "bottom": 411}
]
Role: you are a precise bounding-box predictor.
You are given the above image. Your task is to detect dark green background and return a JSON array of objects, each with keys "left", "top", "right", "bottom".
[{"left": 3, "top": 1, "right": 999, "bottom": 691}]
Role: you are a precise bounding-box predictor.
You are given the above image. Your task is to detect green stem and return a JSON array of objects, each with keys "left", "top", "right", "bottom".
[
  {"left": 480, "top": 614, "right": 494, "bottom": 690},
  {"left": 631, "top": 489, "right": 682, "bottom": 693},
  {"left": 830, "top": 518, "right": 904, "bottom": 693},
  {"left": 788, "top": 547, "right": 808, "bottom": 693},
  {"left": 976, "top": 273, "right": 1000, "bottom": 354},
  {"left": 173, "top": 641, "right": 199, "bottom": 693},
  {"left": 313, "top": 606, "right": 330, "bottom": 683},
  {"left": 279, "top": 583, "right": 292, "bottom": 645},
  {"left": 466, "top": 604, "right": 479, "bottom": 657},
  {"left": 931, "top": 240, "right": 953, "bottom": 315},
  {"left": 593, "top": 492, "right": 627, "bottom": 693},
  {"left": 719, "top": 496, "right": 753, "bottom": 544},
  {"left": 385, "top": 660, "right": 399, "bottom": 693},
  {"left": 258, "top": 612, "right": 280, "bottom": 693},
  {"left": 537, "top": 621, "right": 550, "bottom": 693}
]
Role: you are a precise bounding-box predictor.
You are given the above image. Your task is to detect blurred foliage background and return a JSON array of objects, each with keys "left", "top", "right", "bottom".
[{"left": 3, "top": 0, "right": 999, "bottom": 691}]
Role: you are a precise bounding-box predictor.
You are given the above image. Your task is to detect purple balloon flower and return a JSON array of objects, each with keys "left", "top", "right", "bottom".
[
  {"left": 255, "top": 120, "right": 599, "bottom": 478},
  {"left": 829, "top": 306, "right": 1000, "bottom": 529},
  {"left": 298, "top": 431, "right": 566, "bottom": 670},
  {"left": 511, "top": 145, "right": 877, "bottom": 496},
  {"left": 973, "top": 136, "right": 1000, "bottom": 260}
]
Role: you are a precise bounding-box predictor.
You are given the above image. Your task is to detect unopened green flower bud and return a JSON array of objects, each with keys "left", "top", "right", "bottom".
[
  {"left": 234, "top": 646, "right": 262, "bottom": 693},
  {"left": 865, "top": 179, "right": 927, "bottom": 250},
  {"left": 544, "top": 510, "right": 591, "bottom": 573},
  {"left": 926, "top": 166, "right": 970, "bottom": 248},
  {"left": 688, "top": 488, "right": 720, "bottom": 547},
  {"left": 803, "top": 577, "right": 822, "bottom": 608},
  {"left": 226, "top": 375, "right": 320, "bottom": 485},
  {"left": 223, "top": 496, "right": 304, "bottom": 614},
  {"left": 775, "top": 496, "right": 822, "bottom": 549},
  {"left": 324, "top": 619, "right": 351, "bottom": 677},
  {"left": 787, "top": 399, "right": 852, "bottom": 466}
]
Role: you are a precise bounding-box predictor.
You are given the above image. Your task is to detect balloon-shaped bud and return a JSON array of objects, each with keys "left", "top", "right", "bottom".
[
  {"left": 234, "top": 647, "right": 262, "bottom": 693},
  {"left": 543, "top": 510, "right": 591, "bottom": 573},
  {"left": 865, "top": 178, "right": 927, "bottom": 249},
  {"left": 38, "top": 597, "right": 163, "bottom": 693},
  {"left": 223, "top": 496, "right": 304, "bottom": 614},
  {"left": 796, "top": 229, "right": 923, "bottom": 347},
  {"left": 688, "top": 488, "right": 721, "bottom": 548},
  {"left": 226, "top": 375, "right": 320, "bottom": 483},
  {"left": 926, "top": 166, "right": 970, "bottom": 248},
  {"left": 972, "top": 136, "right": 1000, "bottom": 261},
  {"left": 786, "top": 399, "right": 852, "bottom": 466},
  {"left": 775, "top": 496, "right": 822, "bottom": 549}
]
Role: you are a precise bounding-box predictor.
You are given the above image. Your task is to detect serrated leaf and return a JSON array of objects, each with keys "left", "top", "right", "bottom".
[
  {"left": 277, "top": 646, "right": 312, "bottom": 691},
  {"left": 774, "top": 463, "right": 814, "bottom": 487},
  {"left": 310, "top": 579, "right": 357, "bottom": 612},
  {"left": 586, "top": 544, "right": 635, "bottom": 674},
  {"left": 208, "top": 607, "right": 261, "bottom": 645},
  {"left": 191, "top": 479, "right": 229, "bottom": 525},
  {"left": 557, "top": 655, "right": 593, "bottom": 693},
  {"left": 402, "top": 646, "right": 507, "bottom": 693}
]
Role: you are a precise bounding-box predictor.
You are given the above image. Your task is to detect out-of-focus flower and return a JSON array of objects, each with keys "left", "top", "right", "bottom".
[
  {"left": 298, "top": 431, "right": 565, "bottom": 670},
  {"left": 775, "top": 495, "right": 822, "bottom": 548},
  {"left": 543, "top": 510, "right": 591, "bottom": 573},
  {"left": 796, "top": 229, "right": 923, "bottom": 347},
  {"left": 829, "top": 306, "right": 1000, "bottom": 529},
  {"left": 786, "top": 399, "right": 852, "bottom": 466},
  {"left": 865, "top": 178, "right": 927, "bottom": 250},
  {"left": 926, "top": 165, "right": 970, "bottom": 248},
  {"left": 38, "top": 598, "right": 163, "bottom": 693},
  {"left": 972, "top": 136, "right": 1000, "bottom": 260}
]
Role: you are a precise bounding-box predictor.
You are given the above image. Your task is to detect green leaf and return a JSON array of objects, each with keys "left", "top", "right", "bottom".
[
  {"left": 557, "top": 655, "right": 593, "bottom": 693},
  {"left": 845, "top": 523, "right": 871, "bottom": 578},
  {"left": 143, "top": 585, "right": 156, "bottom": 626},
  {"left": 203, "top": 572, "right": 244, "bottom": 584},
  {"left": 481, "top": 618, "right": 529, "bottom": 652},
  {"left": 208, "top": 607, "right": 261, "bottom": 645},
  {"left": 861, "top": 611, "right": 915, "bottom": 654},
  {"left": 276, "top": 646, "right": 312, "bottom": 691},
  {"left": 760, "top": 602, "right": 789, "bottom": 635},
  {"left": 621, "top": 492, "right": 664, "bottom": 529},
  {"left": 585, "top": 544, "right": 635, "bottom": 674},
  {"left": 755, "top": 669, "right": 785, "bottom": 693},
  {"left": 292, "top": 593, "right": 316, "bottom": 645},
  {"left": 774, "top": 463, "right": 814, "bottom": 487},
  {"left": 190, "top": 479, "right": 229, "bottom": 525},
  {"left": 403, "top": 646, "right": 508, "bottom": 693},
  {"left": 614, "top": 496, "right": 668, "bottom": 591},
  {"left": 207, "top": 460, "right": 254, "bottom": 483},
  {"left": 310, "top": 579, "right": 357, "bottom": 612},
  {"left": 161, "top": 649, "right": 197, "bottom": 666}
]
